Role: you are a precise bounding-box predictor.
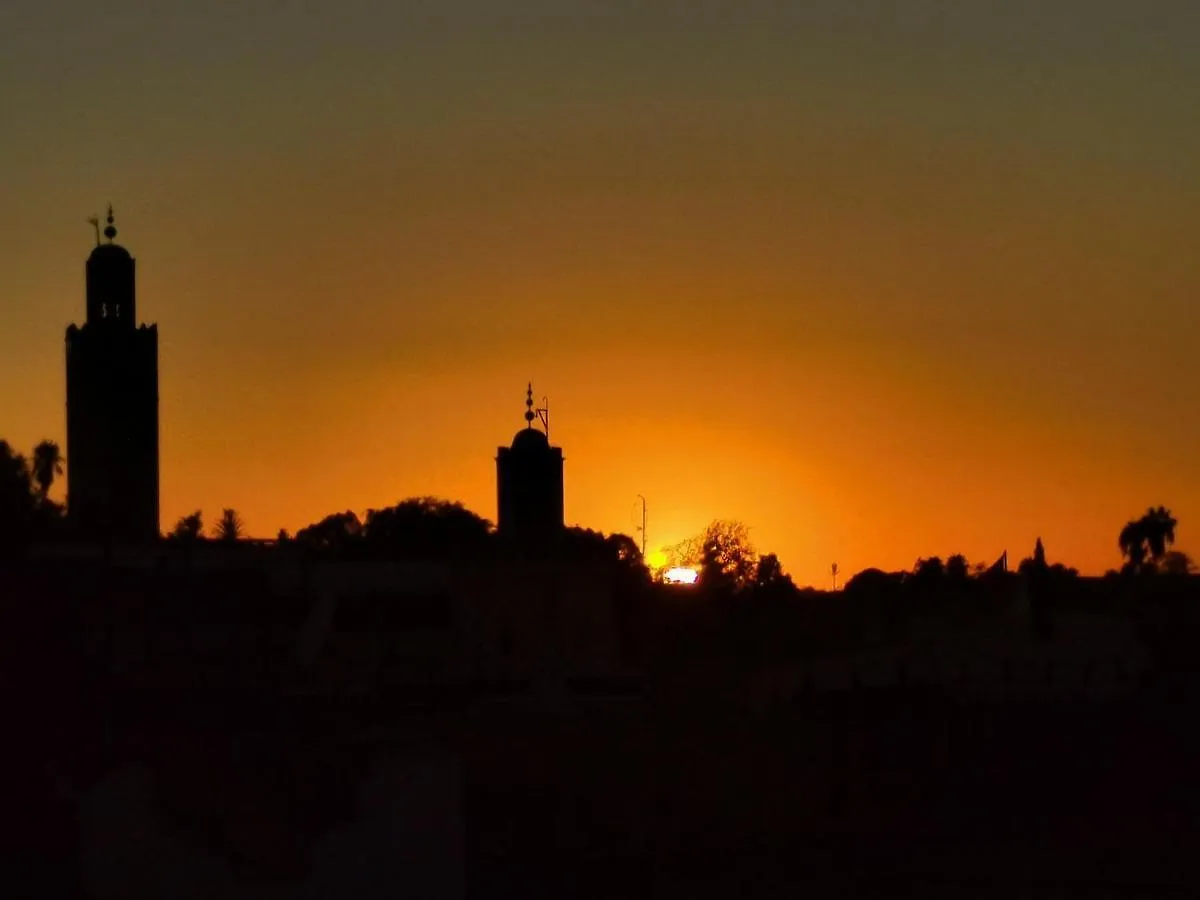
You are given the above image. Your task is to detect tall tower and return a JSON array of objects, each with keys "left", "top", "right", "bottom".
[
  {"left": 65, "top": 207, "right": 160, "bottom": 542},
  {"left": 496, "top": 384, "right": 564, "bottom": 542}
]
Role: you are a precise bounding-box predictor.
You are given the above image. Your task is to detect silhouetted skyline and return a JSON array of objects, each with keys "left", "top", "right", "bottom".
[{"left": 2, "top": 2, "right": 1199, "bottom": 584}]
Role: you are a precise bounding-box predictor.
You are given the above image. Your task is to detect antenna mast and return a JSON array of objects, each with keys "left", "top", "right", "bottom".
[
  {"left": 535, "top": 395, "right": 550, "bottom": 440},
  {"left": 636, "top": 494, "right": 647, "bottom": 557}
]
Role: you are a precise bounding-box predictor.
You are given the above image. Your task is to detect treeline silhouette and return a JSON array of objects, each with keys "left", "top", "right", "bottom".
[
  {"left": 0, "top": 439, "right": 66, "bottom": 551},
  {"left": 163, "top": 498, "right": 644, "bottom": 569},
  {"left": 3, "top": 431, "right": 1196, "bottom": 600},
  {"left": 8, "top": 433, "right": 1200, "bottom": 897}
]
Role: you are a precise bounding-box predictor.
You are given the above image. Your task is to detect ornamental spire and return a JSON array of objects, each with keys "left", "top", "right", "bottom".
[{"left": 103, "top": 204, "right": 117, "bottom": 243}]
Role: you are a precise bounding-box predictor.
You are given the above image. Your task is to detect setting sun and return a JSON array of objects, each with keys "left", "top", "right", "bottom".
[{"left": 663, "top": 567, "right": 699, "bottom": 585}]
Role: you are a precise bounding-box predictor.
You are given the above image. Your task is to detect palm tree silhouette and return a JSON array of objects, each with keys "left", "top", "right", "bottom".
[
  {"left": 170, "top": 510, "right": 204, "bottom": 540},
  {"left": 29, "top": 440, "right": 64, "bottom": 503},
  {"left": 1119, "top": 506, "right": 1178, "bottom": 574},
  {"left": 213, "top": 508, "right": 245, "bottom": 542},
  {"left": 0, "top": 440, "right": 34, "bottom": 537}
]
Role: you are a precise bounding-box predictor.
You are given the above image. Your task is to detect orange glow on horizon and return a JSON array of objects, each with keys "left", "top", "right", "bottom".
[{"left": 1, "top": 5, "right": 1197, "bottom": 587}]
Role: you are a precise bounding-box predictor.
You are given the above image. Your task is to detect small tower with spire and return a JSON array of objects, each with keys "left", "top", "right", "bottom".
[
  {"left": 496, "top": 382, "right": 565, "bottom": 543},
  {"left": 65, "top": 205, "right": 160, "bottom": 542}
]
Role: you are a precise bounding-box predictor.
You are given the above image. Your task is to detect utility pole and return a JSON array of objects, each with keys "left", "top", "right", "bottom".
[
  {"left": 831, "top": 562, "right": 839, "bottom": 591},
  {"left": 636, "top": 494, "right": 647, "bottom": 557}
]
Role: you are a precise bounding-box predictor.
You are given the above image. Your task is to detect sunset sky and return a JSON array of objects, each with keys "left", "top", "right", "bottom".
[{"left": 2, "top": 1, "right": 1198, "bottom": 585}]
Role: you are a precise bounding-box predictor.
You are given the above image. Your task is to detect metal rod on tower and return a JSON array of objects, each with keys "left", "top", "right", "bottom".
[
  {"left": 536, "top": 395, "right": 550, "bottom": 440},
  {"left": 636, "top": 494, "right": 647, "bottom": 557}
]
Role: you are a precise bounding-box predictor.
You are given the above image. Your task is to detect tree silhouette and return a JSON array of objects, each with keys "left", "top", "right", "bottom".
[
  {"left": 751, "top": 553, "right": 797, "bottom": 600},
  {"left": 754, "top": 553, "right": 786, "bottom": 587},
  {"left": 1159, "top": 550, "right": 1194, "bottom": 576},
  {"left": 693, "top": 520, "right": 756, "bottom": 591},
  {"left": 559, "top": 527, "right": 649, "bottom": 582},
  {"left": 913, "top": 556, "right": 945, "bottom": 581},
  {"left": 605, "top": 531, "right": 644, "bottom": 568},
  {"left": 844, "top": 567, "right": 904, "bottom": 595},
  {"left": 0, "top": 438, "right": 70, "bottom": 548},
  {"left": 659, "top": 520, "right": 757, "bottom": 590},
  {"left": 213, "top": 508, "right": 245, "bottom": 542},
  {"left": 29, "top": 440, "right": 64, "bottom": 503},
  {"left": 362, "top": 498, "right": 492, "bottom": 559},
  {"left": 169, "top": 510, "right": 204, "bottom": 540},
  {"left": 295, "top": 510, "right": 361, "bottom": 553},
  {"left": 0, "top": 440, "right": 35, "bottom": 549},
  {"left": 946, "top": 554, "right": 969, "bottom": 580},
  {"left": 1119, "top": 506, "right": 1178, "bottom": 574}
]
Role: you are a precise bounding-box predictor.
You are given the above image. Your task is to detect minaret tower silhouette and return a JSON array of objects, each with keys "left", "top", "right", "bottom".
[
  {"left": 496, "top": 383, "right": 565, "bottom": 542},
  {"left": 65, "top": 206, "right": 160, "bottom": 542}
]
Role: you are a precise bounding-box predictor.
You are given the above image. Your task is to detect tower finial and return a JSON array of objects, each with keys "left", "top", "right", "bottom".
[
  {"left": 524, "top": 382, "right": 535, "bottom": 427},
  {"left": 103, "top": 204, "right": 117, "bottom": 242},
  {"left": 87, "top": 215, "right": 100, "bottom": 247}
]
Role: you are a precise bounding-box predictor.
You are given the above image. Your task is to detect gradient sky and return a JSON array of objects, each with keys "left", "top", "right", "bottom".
[{"left": 3, "top": 1, "right": 1198, "bottom": 585}]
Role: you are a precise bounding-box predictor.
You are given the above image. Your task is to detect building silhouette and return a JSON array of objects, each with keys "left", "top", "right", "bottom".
[
  {"left": 496, "top": 384, "right": 564, "bottom": 542},
  {"left": 65, "top": 207, "right": 160, "bottom": 542}
]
